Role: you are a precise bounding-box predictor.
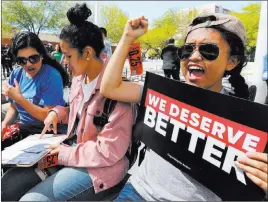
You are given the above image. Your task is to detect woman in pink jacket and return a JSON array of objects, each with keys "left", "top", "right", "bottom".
[{"left": 1, "top": 4, "right": 134, "bottom": 201}]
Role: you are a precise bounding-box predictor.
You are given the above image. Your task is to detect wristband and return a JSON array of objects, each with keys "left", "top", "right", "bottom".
[
  {"left": 48, "top": 109, "right": 58, "bottom": 117},
  {"left": 122, "top": 39, "right": 133, "bottom": 47}
]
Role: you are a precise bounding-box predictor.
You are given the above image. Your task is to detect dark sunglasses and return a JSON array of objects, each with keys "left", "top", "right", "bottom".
[
  {"left": 16, "top": 54, "right": 41, "bottom": 66},
  {"left": 178, "top": 43, "right": 220, "bottom": 61}
]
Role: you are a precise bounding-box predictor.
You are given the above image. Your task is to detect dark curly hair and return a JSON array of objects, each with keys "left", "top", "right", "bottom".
[
  {"left": 60, "top": 3, "right": 104, "bottom": 58},
  {"left": 215, "top": 27, "right": 249, "bottom": 100},
  {"left": 10, "top": 32, "right": 69, "bottom": 87},
  {"left": 185, "top": 16, "right": 249, "bottom": 100}
]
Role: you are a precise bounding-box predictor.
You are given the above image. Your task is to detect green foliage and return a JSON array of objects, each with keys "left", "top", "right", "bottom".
[
  {"left": 230, "top": 3, "right": 261, "bottom": 59},
  {"left": 138, "top": 7, "right": 205, "bottom": 56},
  {"left": 2, "top": 1, "right": 71, "bottom": 36},
  {"left": 138, "top": 25, "right": 176, "bottom": 56},
  {"left": 153, "top": 8, "right": 201, "bottom": 43},
  {"left": 1, "top": 22, "right": 13, "bottom": 38},
  {"left": 101, "top": 5, "right": 129, "bottom": 43},
  {"left": 147, "top": 49, "right": 159, "bottom": 59}
]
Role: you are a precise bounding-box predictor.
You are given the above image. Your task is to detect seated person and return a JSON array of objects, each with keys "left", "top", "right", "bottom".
[
  {"left": 2, "top": 32, "right": 69, "bottom": 142},
  {"left": 1, "top": 4, "right": 134, "bottom": 201},
  {"left": 100, "top": 14, "right": 268, "bottom": 200}
]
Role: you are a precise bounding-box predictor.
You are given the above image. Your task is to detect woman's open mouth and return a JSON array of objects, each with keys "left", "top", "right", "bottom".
[
  {"left": 26, "top": 67, "right": 36, "bottom": 72},
  {"left": 25, "top": 67, "right": 38, "bottom": 76},
  {"left": 187, "top": 66, "right": 205, "bottom": 81}
]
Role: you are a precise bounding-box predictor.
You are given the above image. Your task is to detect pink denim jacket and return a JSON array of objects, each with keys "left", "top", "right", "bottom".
[{"left": 52, "top": 55, "right": 134, "bottom": 193}]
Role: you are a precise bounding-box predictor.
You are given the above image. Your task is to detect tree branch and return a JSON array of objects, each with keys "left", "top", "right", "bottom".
[{"left": 37, "top": 1, "right": 49, "bottom": 35}]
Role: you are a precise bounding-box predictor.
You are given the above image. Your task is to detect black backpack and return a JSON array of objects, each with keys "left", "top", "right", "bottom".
[{"left": 93, "top": 98, "right": 146, "bottom": 169}]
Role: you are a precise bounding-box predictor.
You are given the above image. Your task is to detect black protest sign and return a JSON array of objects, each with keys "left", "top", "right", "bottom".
[{"left": 133, "top": 72, "right": 268, "bottom": 201}]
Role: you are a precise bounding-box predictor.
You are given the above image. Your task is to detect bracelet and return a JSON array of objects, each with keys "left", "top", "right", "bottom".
[
  {"left": 48, "top": 109, "right": 58, "bottom": 117},
  {"left": 122, "top": 39, "right": 133, "bottom": 47}
]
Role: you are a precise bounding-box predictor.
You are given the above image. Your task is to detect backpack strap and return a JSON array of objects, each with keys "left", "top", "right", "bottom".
[
  {"left": 103, "top": 98, "right": 117, "bottom": 117},
  {"left": 94, "top": 97, "right": 146, "bottom": 168},
  {"left": 93, "top": 98, "right": 117, "bottom": 130},
  {"left": 138, "top": 145, "right": 147, "bottom": 166}
]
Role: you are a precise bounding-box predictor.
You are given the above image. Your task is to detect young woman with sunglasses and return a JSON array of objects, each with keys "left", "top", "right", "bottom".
[
  {"left": 2, "top": 32, "right": 69, "bottom": 132},
  {"left": 1, "top": 4, "right": 134, "bottom": 201},
  {"left": 100, "top": 15, "right": 268, "bottom": 200}
]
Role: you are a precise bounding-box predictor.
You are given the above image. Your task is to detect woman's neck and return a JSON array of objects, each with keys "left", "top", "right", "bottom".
[
  {"left": 85, "top": 58, "right": 103, "bottom": 83},
  {"left": 209, "top": 83, "right": 223, "bottom": 93},
  {"left": 204, "top": 78, "right": 224, "bottom": 93},
  {"left": 186, "top": 80, "right": 223, "bottom": 93}
]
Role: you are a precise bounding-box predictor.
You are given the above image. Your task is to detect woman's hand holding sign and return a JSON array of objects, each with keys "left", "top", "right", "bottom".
[{"left": 236, "top": 152, "right": 268, "bottom": 192}]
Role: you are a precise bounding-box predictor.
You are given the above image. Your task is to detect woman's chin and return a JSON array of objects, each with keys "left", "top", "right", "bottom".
[
  {"left": 26, "top": 70, "right": 38, "bottom": 78},
  {"left": 186, "top": 80, "right": 198, "bottom": 87},
  {"left": 72, "top": 71, "right": 78, "bottom": 77},
  {"left": 186, "top": 80, "right": 208, "bottom": 89}
]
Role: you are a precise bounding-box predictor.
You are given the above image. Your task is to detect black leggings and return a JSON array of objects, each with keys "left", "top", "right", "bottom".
[{"left": 1, "top": 167, "right": 42, "bottom": 201}]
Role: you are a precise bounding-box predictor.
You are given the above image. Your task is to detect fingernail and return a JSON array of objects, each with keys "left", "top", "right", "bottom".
[
  {"left": 246, "top": 152, "right": 254, "bottom": 157},
  {"left": 44, "top": 145, "right": 49, "bottom": 149},
  {"left": 238, "top": 155, "right": 248, "bottom": 162}
]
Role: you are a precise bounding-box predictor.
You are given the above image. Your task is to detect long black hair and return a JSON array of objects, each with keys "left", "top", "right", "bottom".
[
  {"left": 59, "top": 3, "right": 104, "bottom": 58},
  {"left": 10, "top": 32, "right": 69, "bottom": 87},
  {"left": 214, "top": 27, "right": 249, "bottom": 100},
  {"left": 185, "top": 16, "right": 249, "bottom": 100}
]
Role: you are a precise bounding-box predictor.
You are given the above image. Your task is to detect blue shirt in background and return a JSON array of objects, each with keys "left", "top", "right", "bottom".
[
  {"left": 7, "top": 64, "right": 65, "bottom": 124},
  {"left": 262, "top": 54, "right": 268, "bottom": 81},
  {"left": 103, "top": 39, "right": 113, "bottom": 58}
]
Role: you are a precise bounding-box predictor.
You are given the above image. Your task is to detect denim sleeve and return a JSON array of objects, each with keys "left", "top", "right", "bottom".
[
  {"left": 105, "top": 40, "right": 113, "bottom": 57},
  {"left": 42, "top": 73, "right": 65, "bottom": 106},
  {"left": 262, "top": 54, "right": 268, "bottom": 81},
  {"left": 107, "top": 43, "right": 112, "bottom": 57}
]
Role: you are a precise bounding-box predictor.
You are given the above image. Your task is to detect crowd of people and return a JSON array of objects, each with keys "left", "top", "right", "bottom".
[
  {"left": 1, "top": 44, "right": 14, "bottom": 78},
  {"left": 1, "top": 3, "right": 267, "bottom": 201}
]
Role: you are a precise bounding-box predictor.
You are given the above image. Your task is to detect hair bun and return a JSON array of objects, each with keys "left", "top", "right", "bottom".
[{"left": 67, "top": 3, "right": 92, "bottom": 26}]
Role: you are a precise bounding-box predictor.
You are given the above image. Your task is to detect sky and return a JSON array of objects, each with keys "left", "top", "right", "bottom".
[{"left": 98, "top": 1, "right": 260, "bottom": 23}]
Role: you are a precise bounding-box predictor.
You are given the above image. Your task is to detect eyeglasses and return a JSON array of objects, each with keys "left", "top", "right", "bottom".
[
  {"left": 178, "top": 43, "right": 220, "bottom": 61},
  {"left": 16, "top": 54, "right": 41, "bottom": 66}
]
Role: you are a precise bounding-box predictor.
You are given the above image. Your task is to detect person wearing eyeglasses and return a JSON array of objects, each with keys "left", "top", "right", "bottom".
[
  {"left": 1, "top": 32, "right": 69, "bottom": 134},
  {"left": 1, "top": 4, "right": 134, "bottom": 202},
  {"left": 100, "top": 14, "right": 268, "bottom": 201}
]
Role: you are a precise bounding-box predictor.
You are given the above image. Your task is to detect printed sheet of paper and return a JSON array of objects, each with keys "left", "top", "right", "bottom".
[{"left": 2, "top": 134, "right": 67, "bottom": 166}]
